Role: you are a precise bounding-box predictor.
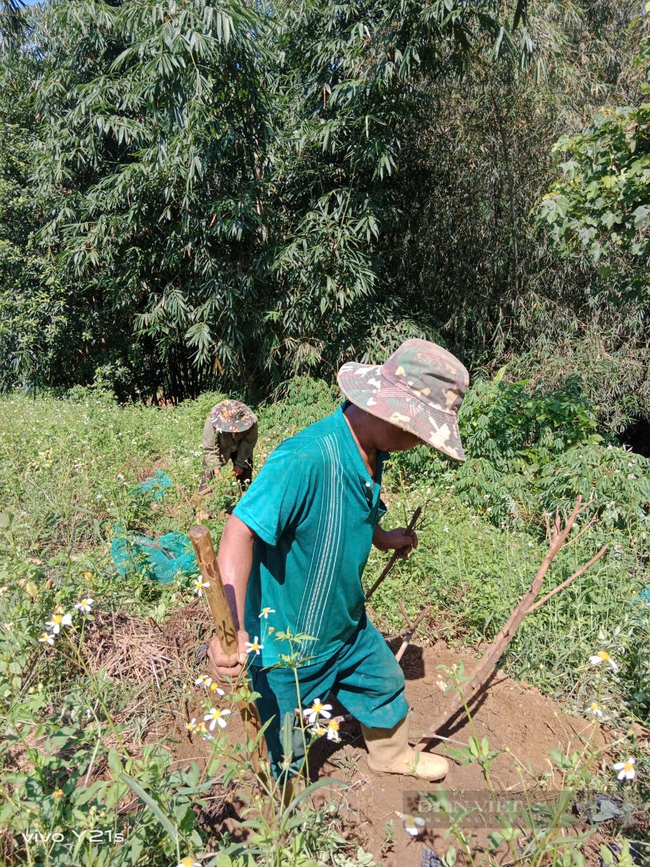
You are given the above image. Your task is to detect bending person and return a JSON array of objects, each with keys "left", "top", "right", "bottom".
[
  {"left": 207, "top": 340, "right": 469, "bottom": 782},
  {"left": 200, "top": 400, "right": 258, "bottom": 493}
]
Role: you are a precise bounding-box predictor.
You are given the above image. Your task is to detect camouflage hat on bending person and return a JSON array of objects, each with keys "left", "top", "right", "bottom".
[
  {"left": 337, "top": 339, "right": 469, "bottom": 461},
  {"left": 209, "top": 400, "right": 257, "bottom": 433}
]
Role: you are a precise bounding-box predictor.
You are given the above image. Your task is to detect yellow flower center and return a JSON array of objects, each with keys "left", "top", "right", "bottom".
[
  {"left": 590, "top": 703, "right": 600, "bottom": 710},
  {"left": 597, "top": 651, "right": 610, "bottom": 662},
  {"left": 180, "top": 858, "right": 195, "bottom": 867},
  {"left": 313, "top": 701, "right": 323, "bottom": 712},
  {"left": 51, "top": 615, "right": 62, "bottom": 625},
  {"left": 624, "top": 761, "right": 634, "bottom": 772},
  {"left": 328, "top": 719, "right": 339, "bottom": 731},
  {"left": 52, "top": 790, "right": 63, "bottom": 800}
]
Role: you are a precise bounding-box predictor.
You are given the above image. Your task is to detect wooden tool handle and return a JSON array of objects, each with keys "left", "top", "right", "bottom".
[
  {"left": 189, "top": 524, "right": 269, "bottom": 775},
  {"left": 365, "top": 505, "right": 422, "bottom": 601},
  {"left": 189, "top": 525, "right": 238, "bottom": 655}
]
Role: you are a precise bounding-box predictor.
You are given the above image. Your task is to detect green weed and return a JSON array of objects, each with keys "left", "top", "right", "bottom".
[{"left": 0, "top": 375, "right": 648, "bottom": 864}]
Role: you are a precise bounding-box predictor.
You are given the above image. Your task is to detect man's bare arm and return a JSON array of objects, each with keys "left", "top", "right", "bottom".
[{"left": 207, "top": 514, "right": 256, "bottom": 678}]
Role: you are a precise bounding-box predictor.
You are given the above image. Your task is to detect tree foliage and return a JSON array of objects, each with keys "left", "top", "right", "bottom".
[
  {"left": 533, "top": 23, "right": 650, "bottom": 431},
  {"left": 539, "top": 32, "right": 650, "bottom": 267},
  {"left": 0, "top": 0, "right": 649, "bottom": 422}
]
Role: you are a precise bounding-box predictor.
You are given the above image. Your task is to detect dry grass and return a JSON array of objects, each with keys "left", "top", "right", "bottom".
[{"left": 85, "top": 612, "right": 179, "bottom": 684}]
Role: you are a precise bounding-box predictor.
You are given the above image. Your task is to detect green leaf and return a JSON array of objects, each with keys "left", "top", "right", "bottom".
[
  {"left": 280, "top": 778, "right": 345, "bottom": 827},
  {"left": 119, "top": 772, "right": 179, "bottom": 843},
  {"left": 107, "top": 748, "right": 124, "bottom": 777}
]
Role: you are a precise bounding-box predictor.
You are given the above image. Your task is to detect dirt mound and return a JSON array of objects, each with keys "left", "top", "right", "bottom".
[{"left": 175, "top": 640, "right": 610, "bottom": 866}]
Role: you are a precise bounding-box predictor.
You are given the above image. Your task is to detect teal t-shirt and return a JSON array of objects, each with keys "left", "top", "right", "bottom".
[{"left": 234, "top": 405, "right": 387, "bottom": 667}]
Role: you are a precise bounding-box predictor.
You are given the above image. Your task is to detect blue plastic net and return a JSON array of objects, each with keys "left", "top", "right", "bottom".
[
  {"left": 111, "top": 527, "right": 197, "bottom": 584},
  {"left": 130, "top": 469, "right": 172, "bottom": 502},
  {"left": 112, "top": 470, "right": 198, "bottom": 583}
]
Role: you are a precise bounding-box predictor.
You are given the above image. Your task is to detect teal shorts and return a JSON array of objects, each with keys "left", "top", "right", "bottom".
[{"left": 250, "top": 612, "right": 408, "bottom": 779}]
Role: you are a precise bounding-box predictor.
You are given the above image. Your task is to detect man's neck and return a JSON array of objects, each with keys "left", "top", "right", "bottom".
[{"left": 342, "top": 404, "right": 377, "bottom": 479}]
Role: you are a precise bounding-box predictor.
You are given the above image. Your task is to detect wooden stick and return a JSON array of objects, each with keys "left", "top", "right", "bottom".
[
  {"left": 189, "top": 525, "right": 268, "bottom": 774},
  {"left": 526, "top": 544, "right": 608, "bottom": 613},
  {"left": 395, "top": 604, "right": 431, "bottom": 662},
  {"left": 365, "top": 506, "right": 422, "bottom": 601},
  {"left": 416, "top": 495, "right": 606, "bottom": 748}
]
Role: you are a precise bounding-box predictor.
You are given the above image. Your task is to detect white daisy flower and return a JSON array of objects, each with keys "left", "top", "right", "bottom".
[
  {"left": 194, "top": 674, "right": 212, "bottom": 689},
  {"left": 589, "top": 650, "right": 619, "bottom": 671},
  {"left": 204, "top": 707, "right": 232, "bottom": 731},
  {"left": 176, "top": 857, "right": 203, "bottom": 867},
  {"left": 245, "top": 636, "right": 263, "bottom": 655},
  {"left": 586, "top": 702, "right": 604, "bottom": 719},
  {"left": 402, "top": 814, "right": 426, "bottom": 836},
  {"left": 303, "top": 698, "right": 333, "bottom": 725},
  {"left": 74, "top": 598, "right": 94, "bottom": 614},
  {"left": 326, "top": 719, "right": 341, "bottom": 742},
  {"left": 38, "top": 633, "right": 55, "bottom": 646},
  {"left": 186, "top": 718, "right": 197, "bottom": 732},
  {"left": 259, "top": 607, "right": 276, "bottom": 619},
  {"left": 612, "top": 757, "right": 636, "bottom": 781},
  {"left": 436, "top": 679, "right": 449, "bottom": 692},
  {"left": 209, "top": 682, "right": 225, "bottom": 695},
  {"left": 45, "top": 613, "right": 72, "bottom": 634},
  {"left": 310, "top": 724, "right": 327, "bottom": 737},
  {"left": 193, "top": 578, "right": 209, "bottom": 597}
]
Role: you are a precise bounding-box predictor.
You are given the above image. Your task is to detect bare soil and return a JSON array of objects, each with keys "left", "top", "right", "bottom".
[{"left": 162, "top": 629, "right": 618, "bottom": 867}]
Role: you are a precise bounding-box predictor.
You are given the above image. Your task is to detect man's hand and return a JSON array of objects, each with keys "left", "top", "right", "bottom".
[
  {"left": 373, "top": 526, "right": 419, "bottom": 559},
  {"left": 232, "top": 464, "right": 244, "bottom": 478},
  {"left": 207, "top": 629, "right": 250, "bottom": 680}
]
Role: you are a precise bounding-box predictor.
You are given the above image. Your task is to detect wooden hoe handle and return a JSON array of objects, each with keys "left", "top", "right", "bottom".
[
  {"left": 189, "top": 524, "right": 268, "bottom": 774},
  {"left": 190, "top": 525, "right": 238, "bottom": 655}
]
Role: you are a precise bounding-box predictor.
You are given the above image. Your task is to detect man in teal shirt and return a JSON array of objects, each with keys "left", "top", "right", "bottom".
[{"left": 208, "top": 339, "right": 469, "bottom": 782}]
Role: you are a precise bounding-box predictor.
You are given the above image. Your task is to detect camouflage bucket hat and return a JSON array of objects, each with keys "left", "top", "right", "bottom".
[
  {"left": 209, "top": 400, "right": 257, "bottom": 433},
  {"left": 337, "top": 339, "right": 469, "bottom": 461}
]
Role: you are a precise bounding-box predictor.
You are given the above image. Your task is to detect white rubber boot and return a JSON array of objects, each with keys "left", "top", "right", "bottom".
[{"left": 361, "top": 717, "right": 449, "bottom": 782}]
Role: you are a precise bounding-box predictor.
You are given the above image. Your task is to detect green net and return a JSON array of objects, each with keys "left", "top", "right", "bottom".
[{"left": 111, "top": 527, "right": 197, "bottom": 584}]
